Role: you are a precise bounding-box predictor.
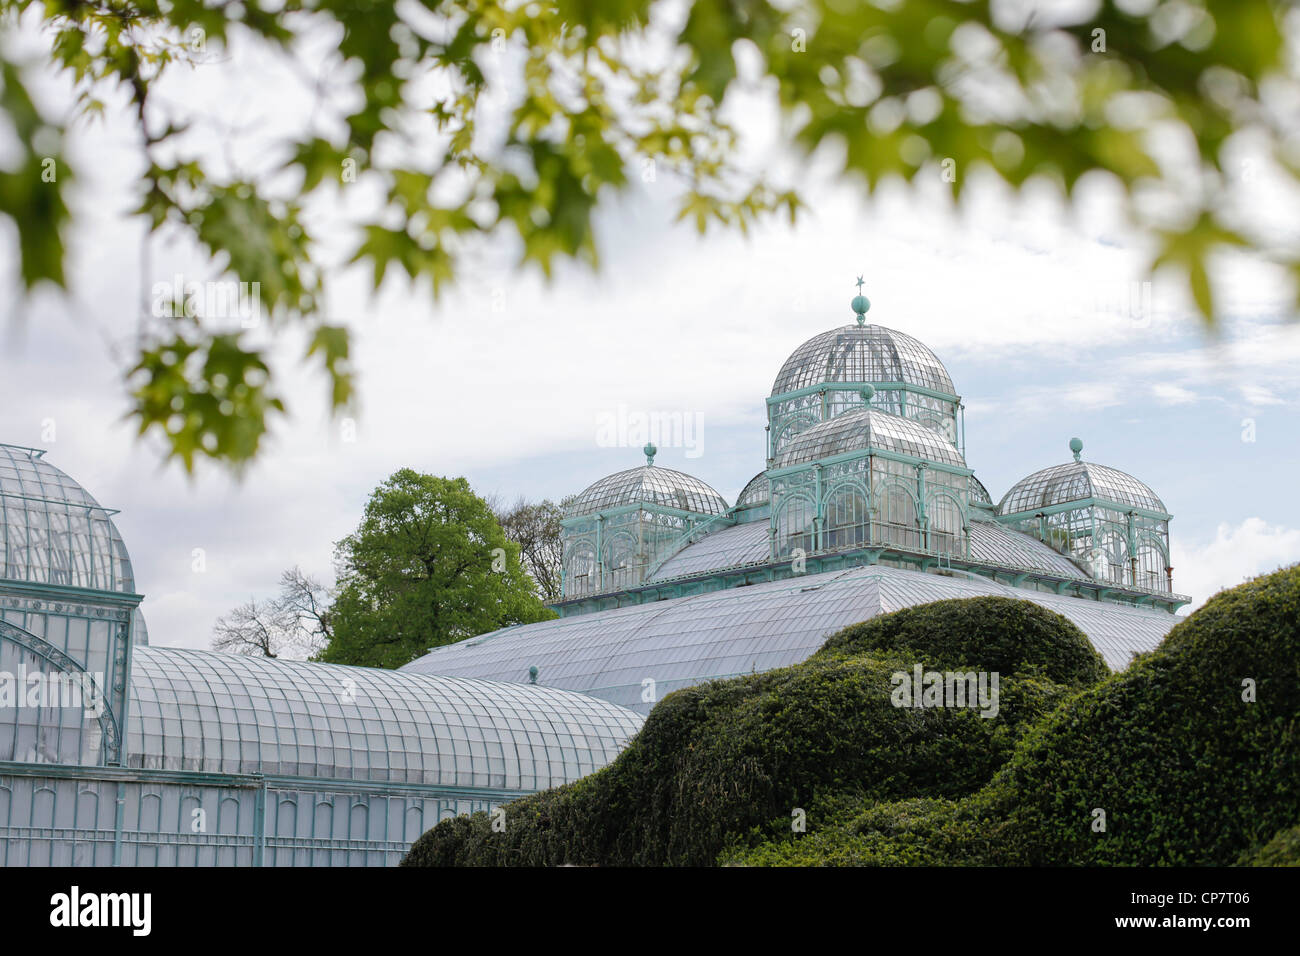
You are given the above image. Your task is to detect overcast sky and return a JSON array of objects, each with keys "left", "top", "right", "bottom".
[{"left": 2, "top": 15, "right": 1299, "bottom": 650}]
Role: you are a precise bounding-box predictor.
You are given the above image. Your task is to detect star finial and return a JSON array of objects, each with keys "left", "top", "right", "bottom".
[{"left": 855, "top": 275, "right": 865, "bottom": 292}]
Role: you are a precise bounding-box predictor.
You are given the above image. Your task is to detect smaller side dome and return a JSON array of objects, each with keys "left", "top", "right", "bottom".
[
  {"left": 776, "top": 408, "right": 966, "bottom": 469},
  {"left": 0, "top": 442, "right": 135, "bottom": 593},
  {"left": 998, "top": 460, "right": 1167, "bottom": 515},
  {"left": 968, "top": 474, "right": 993, "bottom": 506},
  {"left": 565, "top": 465, "right": 728, "bottom": 518},
  {"left": 735, "top": 472, "right": 770, "bottom": 508}
]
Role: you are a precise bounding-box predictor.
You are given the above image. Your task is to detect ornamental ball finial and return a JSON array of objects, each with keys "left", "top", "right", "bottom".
[
  {"left": 528, "top": 665, "right": 539, "bottom": 684},
  {"left": 860, "top": 385, "right": 875, "bottom": 404},
  {"left": 643, "top": 442, "right": 657, "bottom": 466},
  {"left": 852, "top": 276, "right": 870, "bottom": 325},
  {"left": 1069, "top": 437, "right": 1083, "bottom": 462}
]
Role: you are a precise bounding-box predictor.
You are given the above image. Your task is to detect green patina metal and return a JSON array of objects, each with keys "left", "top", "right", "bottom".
[{"left": 556, "top": 279, "right": 1186, "bottom": 617}]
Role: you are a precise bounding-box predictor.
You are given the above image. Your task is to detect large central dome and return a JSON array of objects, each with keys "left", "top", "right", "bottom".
[
  {"left": 769, "top": 327, "right": 956, "bottom": 398},
  {"left": 771, "top": 324, "right": 956, "bottom": 398}
]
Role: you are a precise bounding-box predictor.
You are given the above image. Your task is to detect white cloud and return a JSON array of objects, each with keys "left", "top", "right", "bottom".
[
  {"left": 1239, "top": 383, "right": 1285, "bottom": 406},
  {"left": 2, "top": 18, "right": 1299, "bottom": 651},
  {"left": 1172, "top": 518, "right": 1300, "bottom": 612},
  {"left": 1150, "top": 383, "right": 1197, "bottom": 405}
]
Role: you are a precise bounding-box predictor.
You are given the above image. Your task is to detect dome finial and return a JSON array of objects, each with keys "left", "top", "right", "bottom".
[
  {"left": 1069, "top": 437, "right": 1083, "bottom": 462},
  {"left": 643, "top": 442, "right": 657, "bottom": 466},
  {"left": 851, "top": 275, "right": 870, "bottom": 327}
]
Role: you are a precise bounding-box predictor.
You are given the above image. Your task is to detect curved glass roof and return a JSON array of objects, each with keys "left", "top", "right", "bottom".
[
  {"left": 645, "top": 507, "right": 1086, "bottom": 585},
  {"left": 735, "top": 472, "right": 769, "bottom": 508},
  {"left": 127, "top": 648, "right": 642, "bottom": 790},
  {"left": 0, "top": 443, "right": 134, "bottom": 593},
  {"left": 969, "top": 475, "right": 993, "bottom": 506},
  {"left": 772, "top": 324, "right": 956, "bottom": 397},
  {"left": 776, "top": 408, "right": 966, "bottom": 469},
  {"left": 999, "top": 461, "right": 1167, "bottom": 515},
  {"left": 405, "top": 564, "right": 1178, "bottom": 712},
  {"left": 132, "top": 607, "right": 150, "bottom": 647},
  {"left": 566, "top": 465, "right": 727, "bottom": 518},
  {"left": 647, "top": 520, "right": 771, "bottom": 581}
]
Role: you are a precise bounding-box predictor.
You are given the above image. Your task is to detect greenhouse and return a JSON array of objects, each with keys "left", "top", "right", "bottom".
[
  {"left": 1, "top": 280, "right": 1189, "bottom": 865},
  {"left": 404, "top": 282, "right": 1187, "bottom": 709},
  {"left": 0, "top": 444, "right": 640, "bottom": 866}
]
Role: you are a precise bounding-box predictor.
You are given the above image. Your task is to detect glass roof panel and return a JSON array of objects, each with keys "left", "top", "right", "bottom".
[
  {"left": 405, "top": 565, "right": 1177, "bottom": 712},
  {"left": 565, "top": 465, "right": 728, "bottom": 518},
  {"left": 0, "top": 443, "right": 134, "bottom": 593},
  {"left": 127, "top": 648, "right": 642, "bottom": 790},
  {"left": 772, "top": 324, "right": 956, "bottom": 397},
  {"left": 735, "top": 472, "right": 770, "bottom": 508},
  {"left": 967, "top": 516, "right": 1088, "bottom": 579},
  {"left": 647, "top": 521, "right": 771, "bottom": 581},
  {"left": 776, "top": 408, "right": 966, "bottom": 468},
  {"left": 999, "top": 461, "right": 1166, "bottom": 515}
]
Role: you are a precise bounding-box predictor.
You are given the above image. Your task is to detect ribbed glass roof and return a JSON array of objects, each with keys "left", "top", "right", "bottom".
[
  {"left": 127, "top": 648, "right": 642, "bottom": 790},
  {"left": 999, "top": 461, "right": 1167, "bottom": 515},
  {"left": 735, "top": 472, "right": 770, "bottom": 508},
  {"left": 772, "top": 324, "right": 956, "bottom": 397},
  {"left": 967, "top": 516, "right": 1089, "bottom": 579},
  {"left": 405, "top": 565, "right": 1178, "bottom": 712},
  {"left": 969, "top": 475, "right": 993, "bottom": 505},
  {"left": 0, "top": 443, "right": 134, "bottom": 593},
  {"left": 647, "top": 520, "right": 771, "bottom": 581},
  {"left": 776, "top": 408, "right": 966, "bottom": 469},
  {"left": 565, "top": 465, "right": 727, "bottom": 518},
  {"left": 645, "top": 505, "right": 1086, "bottom": 584}
]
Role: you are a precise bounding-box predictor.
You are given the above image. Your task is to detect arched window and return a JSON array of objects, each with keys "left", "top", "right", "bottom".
[
  {"left": 776, "top": 495, "right": 816, "bottom": 558},
  {"left": 1135, "top": 539, "right": 1168, "bottom": 592},
  {"left": 824, "top": 484, "right": 869, "bottom": 550},
  {"left": 927, "top": 492, "right": 964, "bottom": 556},
  {"left": 602, "top": 533, "right": 640, "bottom": 591},
  {"left": 1098, "top": 529, "right": 1129, "bottom": 586},
  {"left": 564, "top": 541, "right": 597, "bottom": 597},
  {"left": 878, "top": 484, "right": 919, "bottom": 551}
]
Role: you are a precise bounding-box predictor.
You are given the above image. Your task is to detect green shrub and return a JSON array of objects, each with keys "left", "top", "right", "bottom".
[
  {"left": 403, "top": 596, "right": 1098, "bottom": 866},
  {"left": 1241, "top": 823, "right": 1300, "bottom": 866},
  {"left": 734, "top": 564, "right": 1300, "bottom": 867},
  {"left": 976, "top": 564, "right": 1300, "bottom": 865},
  {"left": 815, "top": 596, "right": 1108, "bottom": 687}
]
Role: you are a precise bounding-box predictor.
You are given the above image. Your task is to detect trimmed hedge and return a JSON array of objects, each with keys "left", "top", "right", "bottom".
[
  {"left": 815, "top": 596, "right": 1109, "bottom": 687},
  {"left": 403, "top": 597, "right": 1096, "bottom": 866},
  {"left": 1242, "top": 823, "right": 1300, "bottom": 866},
  {"left": 729, "top": 564, "right": 1300, "bottom": 866}
]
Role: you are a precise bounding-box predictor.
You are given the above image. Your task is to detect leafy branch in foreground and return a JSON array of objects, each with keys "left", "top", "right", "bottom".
[{"left": 2, "top": 0, "right": 1296, "bottom": 470}]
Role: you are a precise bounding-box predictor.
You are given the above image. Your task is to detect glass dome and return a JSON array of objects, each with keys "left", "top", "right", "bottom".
[
  {"left": 776, "top": 408, "right": 966, "bottom": 469},
  {"left": 771, "top": 324, "right": 956, "bottom": 397},
  {"left": 969, "top": 474, "right": 993, "bottom": 506},
  {"left": 998, "top": 461, "right": 1167, "bottom": 515},
  {"left": 127, "top": 647, "right": 642, "bottom": 790},
  {"left": 0, "top": 443, "right": 135, "bottom": 593},
  {"left": 565, "top": 465, "right": 728, "bottom": 518},
  {"left": 735, "top": 472, "right": 769, "bottom": 508}
]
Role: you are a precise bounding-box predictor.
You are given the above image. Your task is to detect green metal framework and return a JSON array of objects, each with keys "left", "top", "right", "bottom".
[
  {"left": 554, "top": 288, "right": 1185, "bottom": 617},
  {"left": 995, "top": 454, "right": 1176, "bottom": 595},
  {"left": 0, "top": 444, "right": 642, "bottom": 867},
  {"left": 560, "top": 456, "right": 730, "bottom": 599},
  {"left": 766, "top": 319, "right": 966, "bottom": 464}
]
